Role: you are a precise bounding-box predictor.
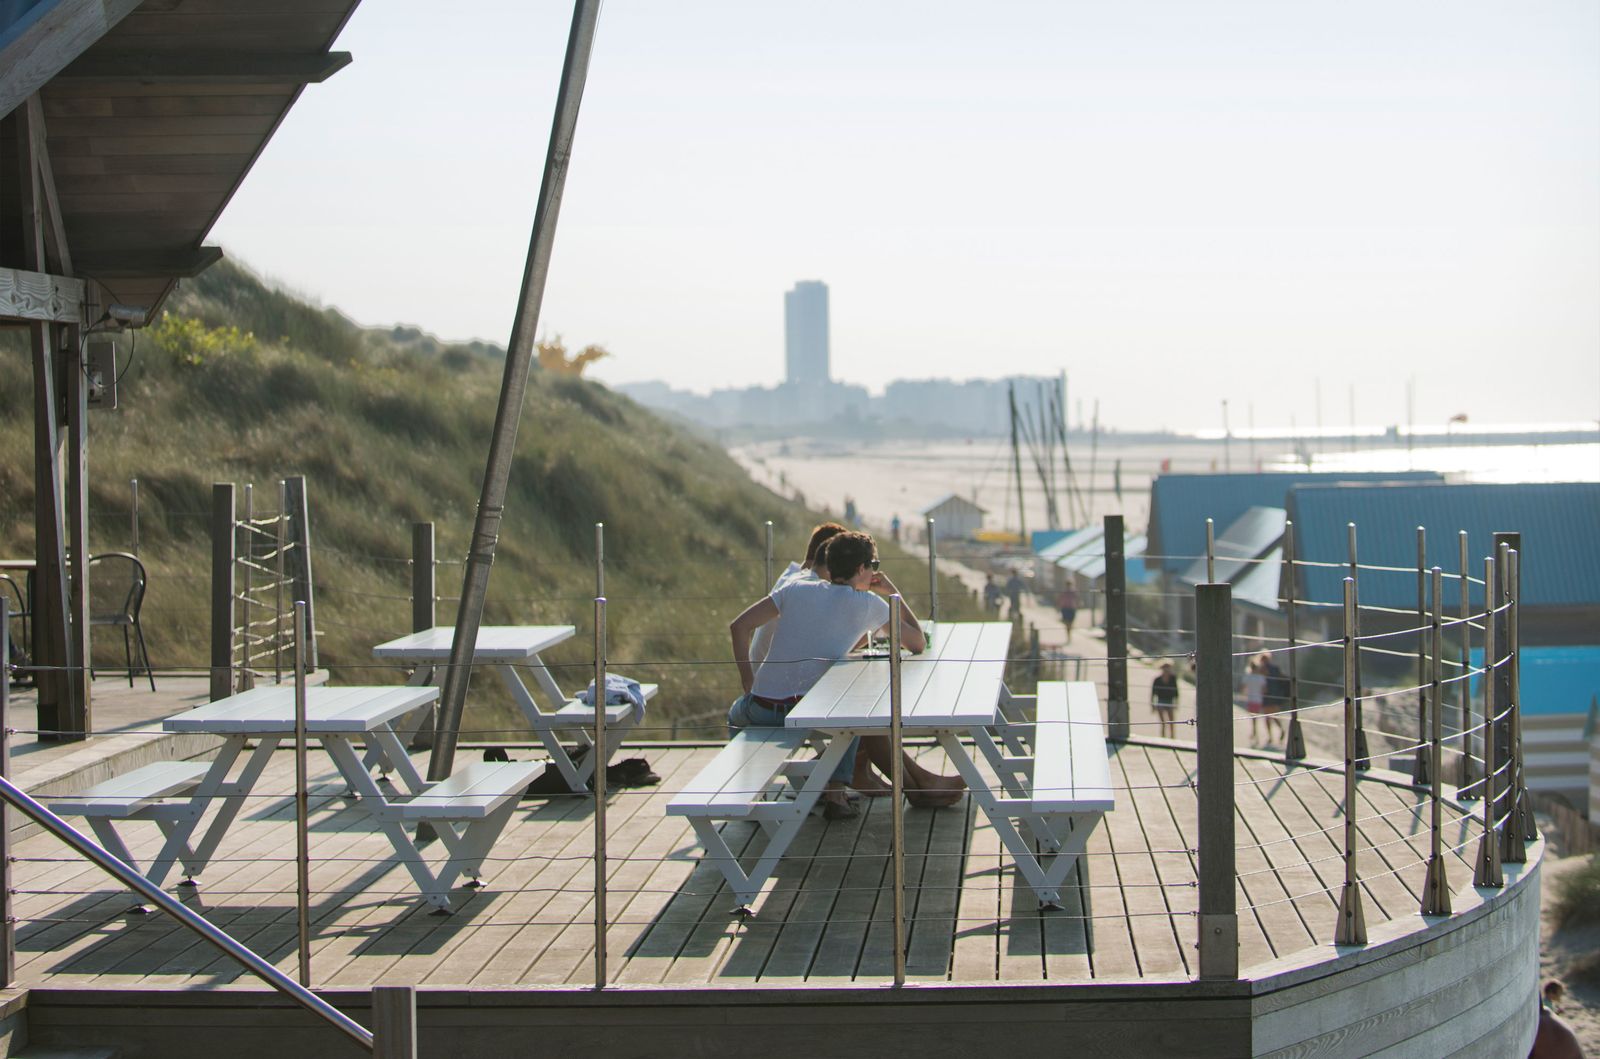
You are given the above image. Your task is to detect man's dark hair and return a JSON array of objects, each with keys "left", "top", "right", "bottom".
[
  {"left": 823, "top": 531, "right": 876, "bottom": 582},
  {"left": 804, "top": 522, "right": 848, "bottom": 566}
]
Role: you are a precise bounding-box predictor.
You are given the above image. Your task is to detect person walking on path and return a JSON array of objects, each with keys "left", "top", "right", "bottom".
[
  {"left": 1240, "top": 656, "right": 1268, "bottom": 745},
  {"left": 983, "top": 575, "right": 1003, "bottom": 614},
  {"left": 1056, "top": 582, "right": 1079, "bottom": 644},
  {"left": 1151, "top": 662, "right": 1180, "bottom": 739},
  {"left": 1004, "top": 570, "right": 1025, "bottom": 621}
]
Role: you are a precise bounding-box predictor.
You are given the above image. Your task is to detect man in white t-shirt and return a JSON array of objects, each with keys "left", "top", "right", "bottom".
[
  {"left": 749, "top": 522, "right": 846, "bottom": 667},
  {"left": 730, "top": 531, "right": 940, "bottom": 818}
]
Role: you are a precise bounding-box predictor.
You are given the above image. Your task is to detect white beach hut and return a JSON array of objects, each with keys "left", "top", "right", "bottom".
[{"left": 919, "top": 494, "right": 985, "bottom": 541}]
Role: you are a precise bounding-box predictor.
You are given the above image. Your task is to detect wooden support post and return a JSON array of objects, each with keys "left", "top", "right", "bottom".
[
  {"left": 371, "top": 985, "right": 417, "bottom": 1059},
  {"left": 0, "top": 598, "right": 14, "bottom": 987},
  {"left": 1473, "top": 555, "right": 1503, "bottom": 888},
  {"left": 283, "top": 476, "right": 317, "bottom": 670},
  {"left": 1456, "top": 530, "right": 1479, "bottom": 799},
  {"left": 210, "top": 483, "right": 236, "bottom": 701},
  {"left": 1104, "top": 515, "right": 1129, "bottom": 742},
  {"left": 1195, "top": 582, "right": 1237, "bottom": 979},
  {"left": 411, "top": 523, "right": 436, "bottom": 634},
  {"left": 1347, "top": 524, "right": 1370, "bottom": 771},
  {"left": 29, "top": 321, "right": 74, "bottom": 738},
  {"left": 1282, "top": 521, "right": 1306, "bottom": 762},
  {"left": 1335, "top": 577, "right": 1367, "bottom": 945},
  {"left": 1411, "top": 527, "right": 1429, "bottom": 788},
  {"left": 62, "top": 322, "right": 89, "bottom": 728},
  {"left": 1421, "top": 567, "right": 1451, "bottom": 915}
]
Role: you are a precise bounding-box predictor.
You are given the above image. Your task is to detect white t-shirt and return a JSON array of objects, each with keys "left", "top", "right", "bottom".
[
  {"left": 749, "top": 562, "right": 811, "bottom": 666},
  {"left": 1242, "top": 671, "right": 1267, "bottom": 705},
  {"left": 751, "top": 577, "right": 891, "bottom": 699}
]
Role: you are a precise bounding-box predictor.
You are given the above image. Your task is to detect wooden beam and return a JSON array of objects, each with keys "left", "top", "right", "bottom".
[
  {"left": 0, "top": 265, "right": 86, "bottom": 322},
  {"left": 0, "top": 0, "right": 145, "bottom": 121},
  {"left": 24, "top": 95, "right": 73, "bottom": 276},
  {"left": 57, "top": 50, "right": 353, "bottom": 84},
  {"left": 73, "top": 244, "right": 222, "bottom": 278}
]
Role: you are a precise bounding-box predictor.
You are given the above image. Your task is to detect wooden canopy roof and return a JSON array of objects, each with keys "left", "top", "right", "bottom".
[{"left": 1, "top": 0, "right": 360, "bottom": 318}]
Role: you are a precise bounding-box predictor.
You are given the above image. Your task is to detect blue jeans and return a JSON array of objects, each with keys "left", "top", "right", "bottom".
[{"left": 728, "top": 692, "right": 857, "bottom": 784}]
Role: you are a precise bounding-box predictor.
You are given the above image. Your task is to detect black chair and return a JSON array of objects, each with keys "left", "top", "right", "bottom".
[
  {"left": 0, "top": 573, "right": 28, "bottom": 684},
  {"left": 87, "top": 552, "right": 155, "bottom": 691}
]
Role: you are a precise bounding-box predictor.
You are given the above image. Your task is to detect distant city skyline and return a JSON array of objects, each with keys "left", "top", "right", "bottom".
[{"left": 208, "top": 0, "right": 1600, "bottom": 433}]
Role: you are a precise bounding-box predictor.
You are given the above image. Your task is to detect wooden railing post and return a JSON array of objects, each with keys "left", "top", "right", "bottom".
[
  {"left": 1195, "top": 582, "right": 1237, "bottom": 979},
  {"left": 372, "top": 985, "right": 418, "bottom": 1059},
  {"left": 210, "top": 482, "right": 236, "bottom": 701},
  {"left": 1104, "top": 515, "right": 1129, "bottom": 742},
  {"left": 283, "top": 476, "right": 318, "bottom": 670},
  {"left": 411, "top": 522, "right": 436, "bottom": 634}
]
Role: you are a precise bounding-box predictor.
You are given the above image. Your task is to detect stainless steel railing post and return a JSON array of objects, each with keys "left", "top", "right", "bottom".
[
  {"left": 1204, "top": 518, "right": 1215, "bottom": 583},
  {"left": 593, "top": 591, "right": 608, "bottom": 990},
  {"left": 1347, "top": 523, "right": 1369, "bottom": 770},
  {"left": 294, "top": 600, "right": 312, "bottom": 986},
  {"left": 1334, "top": 576, "right": 1367, "bottom": 945},
  {"left": 925, "top": 519, "right": 937, "bottom": 626},
  {"left": 764, "top": 520, "right": 773, "bottom": 591},
  {"left": 1412, "top": 527, "right": 1429, "bottom": 787},
  {"left": 889, "top": 595, "right": 906, "bottom": 987},
  {"left": 1502, "top": 549, "right": 1532, "bottom": 860},
  {"left": 1456, "top": 530, "right": 1478, "bottom": 798},
  {"left": 0, "top": 597, "right": 13, "bottom": 987},
  {"left": 1473, "top": 555, "right": 1503, "bottom": 887},
  {"left": 1282, "top": 521, "right": 1306, "bottom": 762},
  {"left": 1421, "top": 567, "right": 1451, "bottom": 915}
]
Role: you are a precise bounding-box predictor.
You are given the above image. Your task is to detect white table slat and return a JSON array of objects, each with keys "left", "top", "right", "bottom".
[
  {"left": 164, "top": 685, "right": 439, "bottom": 735},
  {"left": 371, "top": 624, "right": 575, "bottom": 662},
  {"left": 1032, "top": 681, "right": 1115, "bottom": 813}
]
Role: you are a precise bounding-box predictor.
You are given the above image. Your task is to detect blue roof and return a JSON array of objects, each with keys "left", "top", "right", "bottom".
[
  {"left": 1469, "top": 645, "right": 1600, "bottom": 716},
  {"left": 1146, "top": 471, "right": 1443, "bottom": 574},
  {"left": 1233, "top": 547, "right": 1285, "bottom": 611},
  {"left": 1287, "top": 482, "right": 1600, "bottom": 608},
  {"left": 1060, "top": 535, "right": 1151, "bottom": 583},
  {"left": 1179, "top": 506, "right": 1287, "bottom": 587}
]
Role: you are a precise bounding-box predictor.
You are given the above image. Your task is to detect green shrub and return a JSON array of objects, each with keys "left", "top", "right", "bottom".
[{"left": 1554, "top": 854, "right": 1600, "bottom": 929}]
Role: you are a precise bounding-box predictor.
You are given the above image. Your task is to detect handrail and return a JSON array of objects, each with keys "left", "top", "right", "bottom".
[{"left": 0, "top": 774, "right": 375, "bottom": 1053}]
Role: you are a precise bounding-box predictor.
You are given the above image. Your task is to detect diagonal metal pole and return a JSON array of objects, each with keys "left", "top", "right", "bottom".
[{"left": 429, "top": 0, "right": 605, "bottom": 783}]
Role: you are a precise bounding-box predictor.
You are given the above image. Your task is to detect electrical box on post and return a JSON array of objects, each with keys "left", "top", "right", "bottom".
[{"left": 86, "top": 339, "right": 117, "bottom": 410}]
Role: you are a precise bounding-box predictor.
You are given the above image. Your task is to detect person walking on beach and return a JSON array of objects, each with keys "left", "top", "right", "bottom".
[
  {"left": 1004, "top": 570, "right": 1025, "bottom": 621},
  {"left": 1056, "top": 582, "right": 1079, "bottom": 644},
  {"left": 1151, "top": 662, "right": 1180, "bottom": 739},
  {"left": 983, "top": 575, "right": 1003, "bottom": 614}
]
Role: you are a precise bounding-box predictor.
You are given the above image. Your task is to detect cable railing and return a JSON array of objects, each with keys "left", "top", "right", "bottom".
[{"left": 0, "top": 513, "right": 1540, "bottom": 998}]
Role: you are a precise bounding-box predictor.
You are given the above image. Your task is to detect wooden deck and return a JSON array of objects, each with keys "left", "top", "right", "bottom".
[{"left": 10, "top": 739, "right": 1481, "bottom": 989}]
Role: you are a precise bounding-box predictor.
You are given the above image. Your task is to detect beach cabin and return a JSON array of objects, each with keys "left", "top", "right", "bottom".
[{"left": 919, "top": 493, "right": 985, "bottom": 541}]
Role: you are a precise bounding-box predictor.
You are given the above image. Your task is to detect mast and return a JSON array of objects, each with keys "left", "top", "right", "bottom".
[{"left": 1009, "top": 381, "right": 1028, "bottom": 543}]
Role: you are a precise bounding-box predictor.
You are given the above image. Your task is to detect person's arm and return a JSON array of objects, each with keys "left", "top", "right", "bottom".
[
  {"left": 868, "top": 573, "right": 927, "bottom": 654},
  {"left": 730, "top": 596, "right": 779, "bottom": 693}
]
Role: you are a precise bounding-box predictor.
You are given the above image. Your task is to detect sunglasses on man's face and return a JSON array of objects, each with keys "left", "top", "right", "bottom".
[{"left": 867, "top": 559, "right": 881, "bottom": 571}]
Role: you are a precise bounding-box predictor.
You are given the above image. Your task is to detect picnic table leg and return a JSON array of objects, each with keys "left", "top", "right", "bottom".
[
  {"left": 181, "top": 736, "right": 271, "bottom": 879},
  {"left": 364, "top": 728, "right": 427, "bottom": 795},
  {"left": 426, "top": 798, "right": 523, "bottom": 892},
  {"left": 495, "top": 665, "right": 589, "bottom": 792},
  {"left": 372, "top": 817, "right": 453, "bottom": 912}
]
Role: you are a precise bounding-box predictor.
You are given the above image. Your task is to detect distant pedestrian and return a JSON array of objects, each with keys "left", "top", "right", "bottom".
[
  {"left": 1004, "top": 571, "right": 1025, "bottom": 621},
  {"left": 890, "top": 514, "right": 901, "bottom": 542},
  {"left": 1056, "top": 583, "right": 1079, "bottom": 644},
  {"left": 982, "top": 575, "right": 1003, "bottom": 614},
  {"left": 1240, "top": 657, "right": 1268, "bottom": 745},
  {"left": 1152, "top": 662, "right": 1180, "bottom": 739},
  {"left": 1260, "top": 651, "right": 1288, "bottom": 742}
]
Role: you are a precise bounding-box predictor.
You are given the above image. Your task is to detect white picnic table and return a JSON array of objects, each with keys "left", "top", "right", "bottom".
[
  {"left": 372, "top": 625, "right": 655, "bottom": 792},
  {"left": 56, "top": 684, "right": 540, "bottom": 911},
  {"left": 674, "top": 620, "right": 1113, "bottom": 910}
]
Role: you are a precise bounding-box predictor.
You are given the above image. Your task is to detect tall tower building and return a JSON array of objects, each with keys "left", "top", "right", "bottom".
[{"left": 783, "top": 280, "right": 830, "bottom": 386}]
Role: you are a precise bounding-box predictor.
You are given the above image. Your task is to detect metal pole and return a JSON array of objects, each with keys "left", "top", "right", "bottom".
[
  {"left": 595, "top": 523, "right": 605, "bottom": 600},
  {"left": 1473, "top": 554, "right": 1503, "bottom": 888},
  {"left": 0, "top": 598, "right": 13, "bottom": 988},
  {"left": 129, "top": 477, "right": 139, "bottom": 555},
  {"left": 1205, "top": 518, "right": 1215, "bottom": 583},
  {"left": 1195, "top": 582, "right": 1237, "bottom": 979},
  {"left": 1421, "top": 567, "right": 1451, "bottom": 915},
  {"left": 1283, "top": 521, "right": 1306, "bottom": 761},
  {"left": 1456, "top": 530, "right": 1477, "bottom": 798},
  {"left": 429, "top": 0, "right": 606, "bottom": 783},
  {"left": 1347, "top": 523, "right": 1369, "bottom": 770},
  {"left": 1510, "top": 548, "right": 1536, "bottom": 844},
  {"left": 593, "top": 594, "right": 607, "bottom": 989},
  {"left": 0, "top": 774, "right": 375, "bottom": 1051},
  {"left": 294, "top": 601, "right": 312, "bottom": 987},
  {"left": 371, "top": 986, "right": 417, "bottom": 1059},
  {"left": 1104, "top": 514, "right": 1128, "bottom": 742},
  {"left": 926, "top": 517, "right": 938, "bottom": 628},
  {"left": 411, "top": 523, "right": 436, "bottom": 635},
  {"left": 1335, "top": 576, "right": 1367, "bottom": 944},
  {"left": 274, "top": 481, "right": 287, "bottom": 684},
  {"left": 242, "top": 484, "right": 254, "bottom": 688},
  {"left": 1501, "top": 550, "right": 1529, "bottom": 862},
  {"left": 763, "top": 520, "right": 773, "bottom": 591},
  {"left": 210, "top": 483, "right": 236, "bottom": 702},
  {"left": 889, "top": 595, "right": 906, "bottom": 987},
  {"left": 1411, "top": 527, "right": 1429, "bottom": 787}
]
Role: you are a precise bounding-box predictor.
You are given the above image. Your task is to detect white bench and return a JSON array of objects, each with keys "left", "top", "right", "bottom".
[
  {"left": 53, "top": 760, "right": 213, "bottom": 887},
  {"left": 667, "top": 728, "right": 809, "bottom": 910},
  {"left": 365, "top": 760, "right": 545, "bottom": 912},
  {"left": 501, "top": 673, "right": 659, "bottom": 793},
  {"left": 980, "top": 681, "right": 1114, "bottom": 907}
]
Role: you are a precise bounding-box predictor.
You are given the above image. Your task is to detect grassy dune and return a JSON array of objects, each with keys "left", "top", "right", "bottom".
[{"left": 0, "top": 261, "right": 982, "bottom": 738}]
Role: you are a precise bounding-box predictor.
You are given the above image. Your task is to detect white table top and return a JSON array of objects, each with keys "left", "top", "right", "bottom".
[
  {"left": 164, "top": 685, "right": 440, "bottom": 735},
  {"left": 787, "top": 621, "right": 1012, "bottom": 731},
  {"left": 371, "top": 624, "right": 576, "bottom": 662}
]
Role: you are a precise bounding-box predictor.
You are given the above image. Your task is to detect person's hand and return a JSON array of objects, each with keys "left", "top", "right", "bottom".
[{"left": 869, "top": 572, "right": 899, "bottom": 597}]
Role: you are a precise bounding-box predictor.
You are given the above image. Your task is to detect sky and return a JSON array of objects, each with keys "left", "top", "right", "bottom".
[{"left": 208, "top": 0, "right": 1600, "bottom": 434}]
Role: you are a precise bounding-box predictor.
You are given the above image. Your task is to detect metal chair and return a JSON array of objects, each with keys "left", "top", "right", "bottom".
[
  {"left": 1, "top": 572, "right": 29, "bottom": 684},
  {"left": 87, "top": 552, "right": 155, "bottom": 691}
]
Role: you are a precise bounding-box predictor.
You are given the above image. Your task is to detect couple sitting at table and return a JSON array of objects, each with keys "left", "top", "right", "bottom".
[{"left": 729, "top": 524, "right": 966, "bottom": 820}]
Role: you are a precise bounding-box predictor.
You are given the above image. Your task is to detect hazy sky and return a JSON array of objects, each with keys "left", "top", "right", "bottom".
[{"left": 209, "top": 0, "right": 1600, "bottom": 433}]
